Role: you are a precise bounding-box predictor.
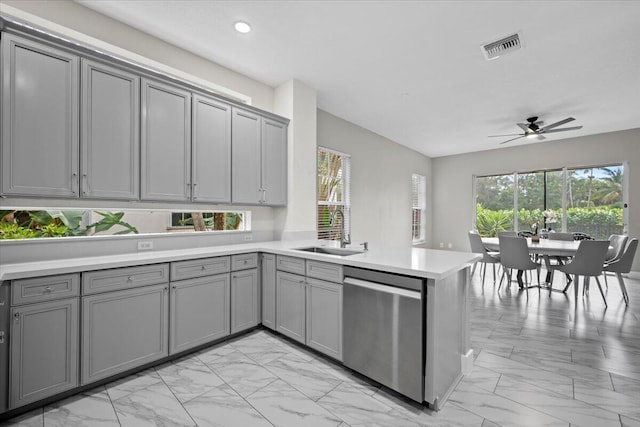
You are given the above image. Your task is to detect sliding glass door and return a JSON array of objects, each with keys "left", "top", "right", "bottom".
[{"left": 474, "top": 164, "right": 624, "bottom": 239}]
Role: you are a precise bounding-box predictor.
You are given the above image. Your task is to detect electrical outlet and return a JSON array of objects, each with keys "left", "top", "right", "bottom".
[
  {"left": 243, "top": 234, "right": 253, "bottom": 241},
  {"left": 439, "top": 242, "right": 444, "bottom": 248},
  {"left": 448, "top": 243, "right": 453, "bottom": 249},
  {"left": 137, "top": 241, "right": 153, "bottom": 251}
]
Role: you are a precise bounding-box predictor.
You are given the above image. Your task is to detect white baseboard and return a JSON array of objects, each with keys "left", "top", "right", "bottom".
[{"left": 461, "top": 349, "right": 474, "bottom": 375}]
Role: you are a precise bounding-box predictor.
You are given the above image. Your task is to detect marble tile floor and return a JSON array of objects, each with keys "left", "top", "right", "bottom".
[{"left": 4, "top": 268, "right": 640, "bottom": 427}]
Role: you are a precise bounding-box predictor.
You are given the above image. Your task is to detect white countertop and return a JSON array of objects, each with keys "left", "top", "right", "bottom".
[{"left": 0, "top": 240, "right": 481, "bottom": 282}]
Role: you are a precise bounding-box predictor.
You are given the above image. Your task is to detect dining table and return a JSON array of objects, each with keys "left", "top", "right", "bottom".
[{"left": 481, "top": 237, "right": 581, "bottom": 290}]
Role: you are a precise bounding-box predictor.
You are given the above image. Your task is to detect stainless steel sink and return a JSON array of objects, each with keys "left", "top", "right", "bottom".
[{"left": 294, "top": 246, "right": 363, "bottom": 256}]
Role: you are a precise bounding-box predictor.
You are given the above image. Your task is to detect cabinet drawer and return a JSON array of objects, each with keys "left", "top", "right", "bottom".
[
  {"left": 276, "top": 255, "right": 306, "bottom": 275},
  {"left": 82, "top": 264, "right": 169, "bottom": 295},
  {"left": 171, "top": 256, "right": 230, "bottom": 281},
  {"left": 306, "top": 260, "right": 343, "bottom": 283},
  {"left": 231, "top": 253, "right": 258, "bottom": 271},
  {"left": 12, "top": 274, "right": 80, "bottom": 306}
]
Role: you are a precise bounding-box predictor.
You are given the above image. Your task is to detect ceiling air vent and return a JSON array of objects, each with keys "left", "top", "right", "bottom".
[{"left": 482, "top": 32, "right": 522, "bottom": 60}]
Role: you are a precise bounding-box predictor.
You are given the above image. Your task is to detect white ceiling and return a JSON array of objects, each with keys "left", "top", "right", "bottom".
[{"left": 76, "top": 0, "right": 640, "bottom": 158}]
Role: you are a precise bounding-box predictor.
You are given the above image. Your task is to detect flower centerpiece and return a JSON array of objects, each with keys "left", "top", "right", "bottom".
[{"left": 543, "top": 210, "right": 558, "bottom": 231}]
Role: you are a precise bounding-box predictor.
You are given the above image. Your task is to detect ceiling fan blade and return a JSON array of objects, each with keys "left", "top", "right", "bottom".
[
  {"left": 541, "top": 126, "right": 583, "bottom": 134},
  {"left": 488, "top": 133, "right": 524, "bottom": 137},
  {"left": 499, "top": 136, "right": 525, "bottom": 144},
  {"left": 517, "top": 123, "right": 530, "bottom": 132},
  {"left": 539, "top": 117, "right": 575, "bottom": 132}
]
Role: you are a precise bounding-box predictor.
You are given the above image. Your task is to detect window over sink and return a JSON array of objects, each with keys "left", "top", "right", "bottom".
[{"left": 317, "top": 147, "right": 351, "bottom": 241}]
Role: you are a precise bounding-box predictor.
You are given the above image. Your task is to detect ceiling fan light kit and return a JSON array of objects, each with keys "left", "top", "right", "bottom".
[{"left": 489, "top": 115, "right": 583, "bottom": 144}]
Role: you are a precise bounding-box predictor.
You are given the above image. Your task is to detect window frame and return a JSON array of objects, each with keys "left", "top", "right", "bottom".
[{"left": 411, "top": 173, "right": 427, "bottom": 244}]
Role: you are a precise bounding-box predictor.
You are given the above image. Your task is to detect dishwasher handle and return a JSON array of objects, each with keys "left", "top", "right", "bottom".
[{"left": 343, "top": 277, "right": 421, "bottom": 300}]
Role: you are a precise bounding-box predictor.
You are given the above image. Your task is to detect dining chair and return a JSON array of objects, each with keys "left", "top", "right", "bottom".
[
  {"left": 547, "top": 232, "right": 574, "bottom": 284},
  {"left": 603, "top": 238, "right": 638, "bottom": 305},
  {"left": 498, "top": 235, "right": 540, "bottom": 294},
  {"left": 552, "top": 240, "right": 610, "bottom": 306},
  {"left": 602, "top": 234, "right": 628, "bottom": 287},
  {"left": 468, "top": 231, "right": 501, "bottom": 285}
]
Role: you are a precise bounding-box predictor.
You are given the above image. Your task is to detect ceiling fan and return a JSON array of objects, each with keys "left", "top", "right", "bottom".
[{"left": 489, "top": 116, "right": 583, "bottom": 144}]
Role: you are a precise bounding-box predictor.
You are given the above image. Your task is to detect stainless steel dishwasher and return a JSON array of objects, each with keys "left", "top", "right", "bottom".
[{"left": 343, "top": 266, "right": 424, "bottom": 402}]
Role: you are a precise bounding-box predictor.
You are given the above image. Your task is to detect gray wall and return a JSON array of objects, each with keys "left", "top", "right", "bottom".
[
  {"left": 432, "top": 128, "right": 640, "bottom": 272},
  {"left": 317, "top": 110, "right": 432, "bottom": 249}
]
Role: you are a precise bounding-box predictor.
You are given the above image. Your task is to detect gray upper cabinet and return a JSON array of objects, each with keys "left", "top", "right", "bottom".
[
  {"left": 1, "top": 33, "right": 79, "bottom": 197},
  {"left": 232, "top": 107, "right": 288, "bottom": 206},
  {"left": 231, "top": 108, "right": 261, "bottom": 204},
  {"left": 141, "top": 78, "right": 192, "bottom": 202},
  {"left": 81, "top": 59, "right": 140, "bottom": 200},
  {"left": 192, "top": 94, "right": 232, "bottom": 203},
  {"left": 10, "top": 298, "right": 79, "bottom": 408},
  {"left": 261, "top": 118, "right": 287, "bottom": 206}
]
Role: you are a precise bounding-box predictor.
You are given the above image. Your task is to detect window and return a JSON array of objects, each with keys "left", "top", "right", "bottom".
[
  {"left": 170, "top": 211, "right": 246, "bottom": 231},
  {"left": 473, "top": 163, "right": 624, "bottom": 239},
  {"left": 411, "top": 174, "right": 426, "bottom": 244},
  {"left": 0, "top": 209, "right": 249, "bottom": 240},
  {"left": 317, "top": 147, "right": 351, "bottom": 240}
]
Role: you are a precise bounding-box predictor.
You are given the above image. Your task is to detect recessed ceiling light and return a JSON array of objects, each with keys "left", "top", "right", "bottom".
[{"left": 234, "top": 21, "right": 252, "bottom": 34}]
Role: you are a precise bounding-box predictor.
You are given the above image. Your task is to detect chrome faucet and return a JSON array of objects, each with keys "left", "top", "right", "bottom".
[{"left": 330, "top": 209, "right": 351, "bottom": 248}]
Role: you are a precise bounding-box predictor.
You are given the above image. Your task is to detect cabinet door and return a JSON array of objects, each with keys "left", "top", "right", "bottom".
[
  {"left": 275, "top": 271, "right": 306, "bottom": 344},
  {"left": 231, "top": 107, "right": 261, "bottom": 204},
  {"left": 230, "top": 268, "right": 258, "bottom": 333},
  {"left": 141, "top": 78, "right": 191, "bottom": 201},
  {"left": 81, "top": 59, "right": 139, "bottom": 199},
  {"left": 261, "top": 254, "right": 276, "bottom": 330},
  {"left": 261, "top": 118, "right": 287, "bottom": 206},
  {"left": 192, "top": 94, "right": 231, "bottom": 203},
  {"left": 306, "top": 278, "right": 343, "bottom": 360},
  {"left": 81, "top": 284, "right": 168, "bottom": 384},
  {"left": 170, "top": 274, "right": 230, "bottom": 354},
  {"left": 10, "top": 298, "right": 78, "bottom": 408},
  {"left": 1, "top": 34, "right": 79, "bottom": 197}
]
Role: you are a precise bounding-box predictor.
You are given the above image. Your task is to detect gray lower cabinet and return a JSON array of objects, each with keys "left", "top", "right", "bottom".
[
  {"left": 170, "top": 274, "right": 230, "bottom": 354},
  {"left": 230, "top": 268, "right": 259, "bottom": 333},
  {"left": 81, "top": 58, "right": 140, "bottom": 199},
  {"left": 276, "top": 258, "right": 343, "bottom": 360},
  {"left": 306, "top": 278, "right": 343, "bottom": 360},
  {"left": 192, "top": 93, "right": 232, "bottom": 203},
  {"left": 261, "top": 254, "right": 276, "bottom": 330},
  {"left": 1, "top": 33, "right": 79, "bottom": 197},
  {"left": 10, "top": 298, "right": 79, "bottom": 408},
  {"left": 81, "top": 283, "right": 169, "bottom": 384},
  {"left": 275, "top": 271, "right": 306, "bottom": 344},
  {"left": 141, "top": 78, "right": 192, "bottom": 202}
]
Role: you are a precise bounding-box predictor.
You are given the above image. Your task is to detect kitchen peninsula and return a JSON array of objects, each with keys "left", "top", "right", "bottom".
[{"left": 0, "top": 239, "right": 479, "bottom": 417}]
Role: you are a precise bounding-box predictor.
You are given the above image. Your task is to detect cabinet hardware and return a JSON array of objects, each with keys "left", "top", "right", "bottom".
[
  {"left": 72, "top": 172, "right": 78, "bottom": 194},
  {"left": 201, "top": 265, "right": 206, "bottom": 270},
  {"left": 82, "top": 173, "right": 88, "bottom": 195},
  {"left": 14, "top": 312, "right": 20, "bottom": 321},
  {"left": 43, "top": 286, "right": 52, "bottom": 294},
  {"left": 172, "top": 285, "right": 177, "bottom": 290},
  {"left": 127, "top": 276, "right": 134, "bottom": 282},
  {"left": 0, "top": 331, "right": 4, "bottom": 344}
]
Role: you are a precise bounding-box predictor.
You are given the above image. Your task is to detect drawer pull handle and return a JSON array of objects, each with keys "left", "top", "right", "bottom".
[
  {"left": 43, "top": 286, "right": 52, "bottom": 294},
  {"left": 127, "top": 276, "right": 134, "bottom": 282},
  {"left": 201, "top": 265, "right": 206, "bottom": 270},
  {"left": 0, "top": 331, "right": 4, "bottom": 344}
]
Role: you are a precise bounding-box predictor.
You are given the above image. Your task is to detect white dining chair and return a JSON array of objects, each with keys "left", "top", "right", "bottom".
[
  {"left": 603, "top": 238, "right": 638, "bottom": 305},
  {"left": 553, "top": 240, "right": 610, "bottom": 306},
  {"left": 603, "top": 234, "right": 628, "bottom": 288},
  {"left": 498, "top": 235, "right": 540, "bottom": 294},
  {"left": 468, "top": 231, "right": 501, "bottom": 285}
]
